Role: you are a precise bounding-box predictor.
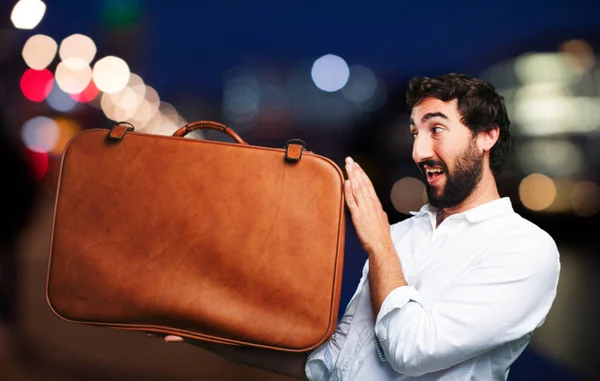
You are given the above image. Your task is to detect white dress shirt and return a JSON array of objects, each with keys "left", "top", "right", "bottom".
[{"left": 305, "top": 197, "right": 561, "bottom": 381}]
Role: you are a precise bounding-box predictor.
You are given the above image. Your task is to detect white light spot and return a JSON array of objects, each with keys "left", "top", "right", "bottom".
[
  {"left": 11, "top": 0, "right": 46, "bottom": 30},
  {"left": 311, "top": 54, "right": 350, "bottom": 92},
  {"left": 55, "top": 58, "right": 92, "bottom": 94},
  {"left": 92, "top": 56, "right": 130, "bottom": 93},
  {"left": 59, "top": 34, "right": 97, "bottom": 64},
  {"left": 22, "top": 34, "right": 57, "bottom": 70}
]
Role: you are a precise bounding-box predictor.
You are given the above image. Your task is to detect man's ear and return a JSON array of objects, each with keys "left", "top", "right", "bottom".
[{"left": 478, "top": 127, "right": 500, "bottom": 152}]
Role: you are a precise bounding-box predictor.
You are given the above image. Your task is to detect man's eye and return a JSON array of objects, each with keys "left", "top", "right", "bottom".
[
  {"left": 432, "top": 126, "right": 444, "bottom": 134},
  {"left": 411, "top": 131, "right": 418, "bottom": 138}
]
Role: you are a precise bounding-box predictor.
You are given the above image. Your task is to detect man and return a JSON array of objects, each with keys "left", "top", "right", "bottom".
[{"left": 162, "top": 73, "right": 561, "bottom": 380}]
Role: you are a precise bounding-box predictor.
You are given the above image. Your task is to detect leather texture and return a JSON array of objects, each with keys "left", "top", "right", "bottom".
[{"left": 46, "top": 121, "right": 345, "bottom": 352}]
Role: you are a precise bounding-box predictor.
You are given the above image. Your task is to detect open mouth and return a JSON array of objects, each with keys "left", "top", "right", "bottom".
[{"left": 425, "top": 167, "right": 445, "bottom": 184}]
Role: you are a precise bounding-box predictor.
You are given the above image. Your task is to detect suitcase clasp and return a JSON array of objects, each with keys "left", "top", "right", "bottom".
[
  {"left": 107, "top": 122, "right": 135, "bottom": 141},
  {"left": 285, "top": 139, "right": 306, "bottom": 162}
]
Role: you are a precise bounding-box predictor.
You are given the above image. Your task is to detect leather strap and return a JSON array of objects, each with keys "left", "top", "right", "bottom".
[
  {"left": 173, "top": 121, "right": 247, "bottom": 145},
  {"left": 107, "top": 122, "right": 135, "bottom": 141}
]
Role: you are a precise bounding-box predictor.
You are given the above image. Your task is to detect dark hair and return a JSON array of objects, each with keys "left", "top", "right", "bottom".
[{"left": 406, "top": 73, "right": 511, "bottom": 177}]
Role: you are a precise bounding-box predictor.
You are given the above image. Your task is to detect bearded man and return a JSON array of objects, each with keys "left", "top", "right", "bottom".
[{"left": 162, "top": 73, "right": 561, "bottom": 381}]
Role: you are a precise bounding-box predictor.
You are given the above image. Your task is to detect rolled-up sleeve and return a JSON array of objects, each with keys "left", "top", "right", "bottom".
[
  {"left": 306, "top": 261, "right": 370, "bottom": 380},
  {"left": 374, "top": 232, "right": 560, "bottom": 377}
]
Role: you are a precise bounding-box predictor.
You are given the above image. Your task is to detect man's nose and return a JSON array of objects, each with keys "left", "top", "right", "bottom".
[{"left": 412, "top": 134, "right": 434, "bottom": 163}]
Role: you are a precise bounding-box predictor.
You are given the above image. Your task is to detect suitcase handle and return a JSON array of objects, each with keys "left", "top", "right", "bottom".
[{"left": 172, "top": 120, "right": 247, "bottom": 145}]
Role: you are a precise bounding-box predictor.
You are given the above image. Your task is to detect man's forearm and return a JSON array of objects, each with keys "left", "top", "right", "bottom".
[
  {"left": 189, "top": 340, "right": 309, "bottom": 380},
  {"left": 368, "top": 243, "right": 407, "bottom": 318}
]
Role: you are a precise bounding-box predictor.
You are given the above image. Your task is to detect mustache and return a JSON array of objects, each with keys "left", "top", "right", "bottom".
[{"left": 418, "top": 159, "right": 447, "bottom": 174}]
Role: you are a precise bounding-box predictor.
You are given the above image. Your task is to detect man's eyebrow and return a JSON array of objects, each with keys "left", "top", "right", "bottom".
[{"left": 409, "top": 112, "right": 449, "bottom": 127}]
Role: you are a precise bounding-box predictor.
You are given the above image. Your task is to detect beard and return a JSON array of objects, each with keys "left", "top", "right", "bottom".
[{"left": 421, "top": 140, "right": 484, "bottom": 209}]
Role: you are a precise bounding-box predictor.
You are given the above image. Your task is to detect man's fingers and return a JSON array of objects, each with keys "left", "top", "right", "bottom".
[
  {"left": 345, "top": 157, "right": 369, "bottom": 207},
  {"left": 349, "top": 159, "right": 378, "bottom": 207},
  {"left": 164, "top": 335, "right": 185, "bottom": 343},
  {"left": 344, "top": 180, "right": 357, "bottom": 209},
  {"left": 354, "top": 162, "right": 380, "bottom": 204}
]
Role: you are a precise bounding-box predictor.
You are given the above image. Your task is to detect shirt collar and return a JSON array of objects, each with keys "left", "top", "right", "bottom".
[{"left": 409, "top": 197, "right": 514, "bottom": 223}]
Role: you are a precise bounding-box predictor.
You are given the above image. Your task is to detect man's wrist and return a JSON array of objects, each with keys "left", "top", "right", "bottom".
[{"left": 366, "top": 240, "right": 395, "bottom": 258}]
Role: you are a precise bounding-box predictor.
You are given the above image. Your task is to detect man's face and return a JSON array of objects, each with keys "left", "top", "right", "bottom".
[{"left": 410, "top": 98, "right": 484, "bottom": 209}]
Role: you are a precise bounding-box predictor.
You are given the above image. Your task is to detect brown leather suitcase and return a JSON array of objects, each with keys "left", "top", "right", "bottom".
[{"left": 46, "top": 121, "right": 345, "bottom": 352}]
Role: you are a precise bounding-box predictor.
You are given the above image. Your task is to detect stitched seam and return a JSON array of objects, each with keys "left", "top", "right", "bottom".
[{"left": 465, "top": 357, "right": 480, "bottom": 381}]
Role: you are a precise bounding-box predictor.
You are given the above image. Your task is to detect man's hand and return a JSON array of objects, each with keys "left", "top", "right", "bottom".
[
  {"left": 343, "top": 157, "right": 393, "bottom": 255},
  {"left": 148, "top": 334, "right": 308, "bottom": 380},
  {"left": 344, "top": 157, "right": 407, "bottom": 316}
]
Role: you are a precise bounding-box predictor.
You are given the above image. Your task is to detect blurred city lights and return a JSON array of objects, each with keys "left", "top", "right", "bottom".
[
  {"left": 129, "top": 86, "right": 160, "bottom": 125},
  {"left": 544, "top": 178, "right": 573, "bottom": 213},
  {"left": 483, "top": 50, "right": 600, "bottom": 138},
  {"left": 342, "top": 65, "right": 377, "bottom": 103},
  {"left": 55, "top": 58, "right": 92, "bottom": 94},
  {"left": 21, "top": 116, "right": 59, "bottom": 153},
  {"left": 223, "top": 77, "right": 260, "bottom": 123},
  {"left": 101, "top": 0, "right": 143, "bottom": 29},
  {"left": 50, "top": 117, "right": 82, "bottom": 155},
  {"left": 514, "top": 53, "right": 577, "bottom": 84},
  {"left": 92, "top": 56, "right": 130, "bottom": 93},
  {"left": 59, "top": 34, "right": 97, "bottom": 64},
  {"left": 570, "top": 181, "right": 600, "bottom": 217},
  {"left": 22, "top": 34, "right": 57, "bottom": 70},
  {"left": 390, "top": 177, "right": 427, "bottom": 214},
  {"left": 70, "top": 80, "right": 99, "bottom": 103},
  {"left": 25, "top": 148, "right": 49, "bottom": 180},
  {"left": 20, "top": 68, "right": 53, "bottom": 102},
  {"left": 47, "top": 84, "right": 77, "bottom": 112},
  {"left": 519, "top": 173, "right": 557, "bottom": 211},
  {"left": 259, "top": 83, "right": 289, "bottom": 122},
  {"left": 159, "top": 101, "right": 186, "bottom": 127},
  {"left": 222, "top": 71, "right": 260, "bottom": 129},
  {"left": 559, "top": 39, "right": 595, "bottom": 73},
  {"left": 101, "top": 91, "right": 139, "bottom": 121},
  {"left": 11, "top": 0, "right": 46, "bottom": 30},
  {"left": 311, "top": 54, "right": 350, "bottom": 92},
  {"left": 143, "top": 113, "right": 180, "bottom": 135},
  {"left": 516, "top": 139, "right": 584, "bottom": 177}
]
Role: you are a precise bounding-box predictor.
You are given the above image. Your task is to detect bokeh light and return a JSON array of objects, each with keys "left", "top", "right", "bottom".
[
  {"left": 47, "top": 84, "right": 78, "bottom": 112},
  {"left": 25, "top": 148, "right": 49, "bottom": 180},
  {"left": 101, "top": 92, "right": 131, "bottom": 121},
  {"left": 55, "top": 58, "right": 92, "bottom": 94},
  {"left": 223, "top": 74, "right": 260, "bottom": 126},
  {"left": 342, "top": 65, "right": 377, "bottom": 103},
  {"left": 516, "top": 139, "right": 584, "bottom": 177},
  {"left": 159, "top": 101, "right": 186, "bottom": 128},
  {"left": 92, "top": 56, "right": 130, "bottom": 93},
  {"left": 11, "top": 0, "right": 46, "bottom": 30},
  {"left": 70, "top": 80, "right": 99, "bottom": 103},
  {"left": 390, "top": 177, "right": 427, "bottom": 214},
  {"left": 59, "top": 34, "right": 97, "bottom": 64},
  {"left": 129, "top": 85, "right": 160, "bottom": 124},
  {"left": 559, "top": 39, "right": 595, "bottom": 73},
  {"left": 570, "top": 181, "right": 600, "bottom": 217},
  {"left": 21, "top": 116, "right": 59, "bottom": 153},
  {"left": 22, "top": 34, "right": 57, "bottom": 70},
  {"left": 514, "top": 53, "right": 576, "bottom": 84},
  {"left": 20, "top": 68, "right": 53, "bottom": 102},
  {"left": 311, "top": 54, "right": 350, "bottom": 92},
  {"left": 50, "top": 117, "right": 82, "bottom": 155},
  {"left": 519, "top": 173, "right": 557, "bottom": 211}
]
